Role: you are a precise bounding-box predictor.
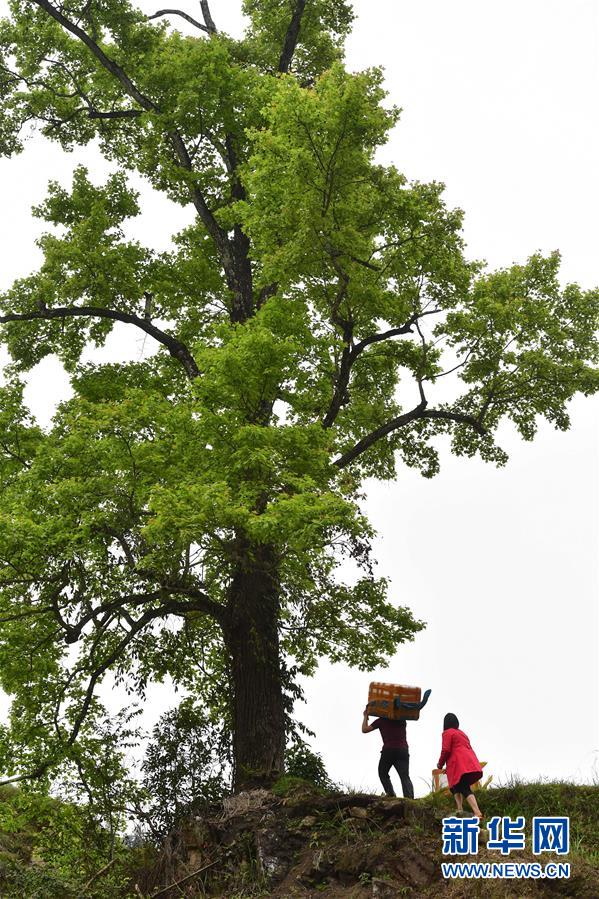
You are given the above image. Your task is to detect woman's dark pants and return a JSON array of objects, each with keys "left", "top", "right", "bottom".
[
  {"left": 450, "top": 774, "right": 478, "bottom": 798},
  {"left": 378, "top": 748, "right": 414, "bottom": 798}
]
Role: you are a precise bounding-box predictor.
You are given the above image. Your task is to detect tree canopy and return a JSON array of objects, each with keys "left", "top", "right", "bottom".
[{"left": 0, "top": 0, "right": 597, "bottom": 789}]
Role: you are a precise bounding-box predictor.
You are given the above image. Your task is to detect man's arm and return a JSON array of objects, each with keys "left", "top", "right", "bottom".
[{"left": 362, "top": 707, "right": 377, "bottom": 733}]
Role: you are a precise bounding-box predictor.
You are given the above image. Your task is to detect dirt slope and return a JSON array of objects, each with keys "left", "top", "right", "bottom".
[{"left": 134, "top": 785, "right": 599, "bottom": 898}]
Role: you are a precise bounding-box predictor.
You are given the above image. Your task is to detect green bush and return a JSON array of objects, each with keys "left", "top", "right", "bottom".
[
  {"left": 141, "top": 699, "right": 230, "bottom": 837},
  {"left": 284, "top": 743, "right": 335, "bottom": 790}
]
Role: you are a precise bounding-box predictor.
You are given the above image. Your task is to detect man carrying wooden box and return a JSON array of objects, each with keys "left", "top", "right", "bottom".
[{"left": 362, "top": 682, "right": 431, "bottom": 799}]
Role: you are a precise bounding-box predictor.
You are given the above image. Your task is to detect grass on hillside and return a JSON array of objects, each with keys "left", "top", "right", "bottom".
[
  {"left": 0, "top": 777, "right": 597, "bottom": 896},
  {"left": 419, "top": 777, "right": 599, "bottom": 865},
  {"left": 274, "top": 773, "right": 599, "bottom": 865}
]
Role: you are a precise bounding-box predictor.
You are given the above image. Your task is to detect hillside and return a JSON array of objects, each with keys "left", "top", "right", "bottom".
[
  {"left": 132, "top": 781, "right": 599, "bottom": 898},
  {"left": 1, "top": 781, "right": 597, "bottom": 896}
]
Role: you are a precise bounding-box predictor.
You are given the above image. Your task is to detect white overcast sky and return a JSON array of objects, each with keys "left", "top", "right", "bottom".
[{"left": 1, "top": 0, "right": 598, "bottom": 797}]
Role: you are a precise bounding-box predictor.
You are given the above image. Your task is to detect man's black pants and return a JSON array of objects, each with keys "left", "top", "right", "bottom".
[{"left": 378, "top": 747, "right": 414, "bottom": 798}]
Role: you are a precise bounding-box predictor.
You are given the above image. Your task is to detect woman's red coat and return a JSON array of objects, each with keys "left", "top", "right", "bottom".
[{"left": 437, "top": 727, "right": 482, "bottom": 788}]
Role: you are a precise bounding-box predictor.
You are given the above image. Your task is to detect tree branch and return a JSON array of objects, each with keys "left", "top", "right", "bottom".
[
  {"left": 0, "top": 305, "right": 200, "bottom": 379},
  {"left": 51, "top": 581, "right": 226, "bottom": 643},
  {"left": 0, "top": 606, "right": 55, "bottom": 624},
  {"left": 67, "top": 608, "right": 161, "bottom": 746},
  {"left": 150, "top": 860, "right": 220, "bottom": 898},
  {"left": 87, "top": 108, "right": 142, "bottom": 119},
  {"left": 199, "top": 1, "right": 217, "bottom": 34},
  {"left": 29, "top": 1, "right": 245, "bottom": 322},
  {"left": 278, "top": 0, "right": 307, "bottom": 73},
  {"left": 333, "top": 401, "right": 487, "bottom": 468},
  {"left": 0, "top": 590, "right": 225, "bottom": 788},
  {"left": 322, "top": 311, "right": 440, "bottom": 429},
  {"left": 353, "top": 320, "right": 421, "bottom": 355},
  {"left": 30, "top": 1, "right": 157, "bottom": 113},
  {"left": 333, "top": 399, "right": 428, "bottom": 468},
  {"left": 166, "top": 131, "right": 246, "bottom": 315},
  {"left": 55, "top": 591, "right": 164, "bottom": 644},
  {"left": 67, "top": 591, "right": 228, "bottom": 745},
  {"left": 28, "top": 4, "right": 223, "bottom": 241},
  {"left": 421, "top": 408, "right": 487, "bottom": 435},
  {"left": 5, "top": 58, "right": 144, "bottom": 123},
  {"left": 148, "top": 8, "right": 209, "bottom": 32},
  {"left": 164, "top": 584, "right": 227, "bottom": 622},
  {"left": 0, "top": 610, "right": 153, "bottom": 788}
]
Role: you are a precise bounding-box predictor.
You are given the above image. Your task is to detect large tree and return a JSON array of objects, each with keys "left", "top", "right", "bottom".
[{"left": 0, "top": 0, "right": 597, "bottom": 790}]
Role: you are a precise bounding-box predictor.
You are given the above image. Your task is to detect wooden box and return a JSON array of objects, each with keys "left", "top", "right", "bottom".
[{"left": 367, "top": 681, "right": 431, "bottom": 721}]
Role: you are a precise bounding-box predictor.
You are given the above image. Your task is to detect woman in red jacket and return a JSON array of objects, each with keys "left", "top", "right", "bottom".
[{"left": 437, "top": 713, "right": 483, "bottom": 818}]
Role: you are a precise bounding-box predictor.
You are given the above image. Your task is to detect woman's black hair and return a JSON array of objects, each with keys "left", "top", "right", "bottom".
[{"left": 443, "top": 713, "right": 459, "bottom": 731}]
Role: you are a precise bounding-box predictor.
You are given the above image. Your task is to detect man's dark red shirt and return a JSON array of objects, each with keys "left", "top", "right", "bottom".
[{"left": 370, "top": 717, "right": 408, "bottom": 749}]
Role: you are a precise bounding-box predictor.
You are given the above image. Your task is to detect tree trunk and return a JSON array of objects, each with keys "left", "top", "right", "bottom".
[{"left": 224, "top": 541, "right": 286, "bottom": 791}]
